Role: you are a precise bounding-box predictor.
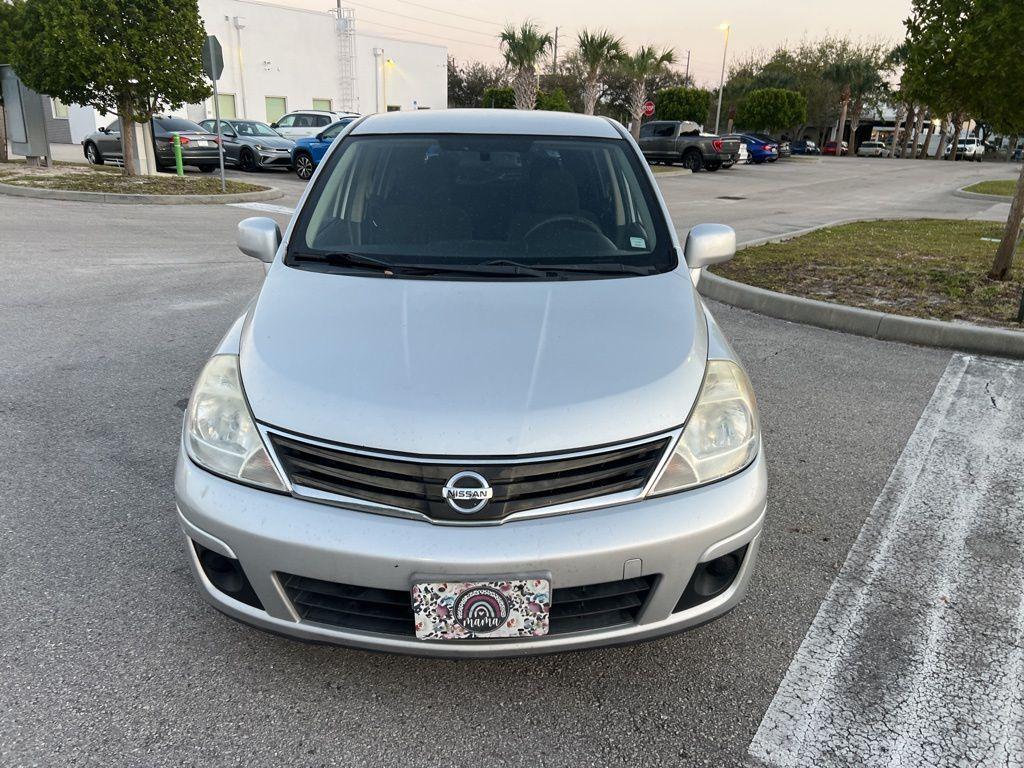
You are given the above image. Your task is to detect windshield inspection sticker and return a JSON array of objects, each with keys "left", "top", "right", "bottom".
[{"left": 630, "top": 236, "right": 647, "bottom": 248}]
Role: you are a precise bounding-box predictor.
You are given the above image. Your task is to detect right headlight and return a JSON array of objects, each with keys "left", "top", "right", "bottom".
[
  {"left": 184, "top": 354, "right": 287, "bottom": 492},
  {"left": 650, "top": 359, "right": 760, "bottom": 495}
]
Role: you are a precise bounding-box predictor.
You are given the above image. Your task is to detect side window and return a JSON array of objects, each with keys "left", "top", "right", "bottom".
[
  {"left": 653, "top": 124, "right": 675, "bottom": 138},
  {"left": 322, "top": 123, "right": 344, "bottom": 140},
  {"left": 315, "top": 115, "right": 332, "bottom": 127},
  {"left": 293, "top": 115, "right": 313, "bottom": 128},
  {"left": 276, "top": 115, "right": 296, "bottom": 128},
  {"left": 199, "top": 120, "right": 213, "bottom": 132},
  {"left": 106, "top": 119, "right": 121, "bottom": 133},
  {"left": 638, "top": 123, "right": 656, "bottom": 139}
]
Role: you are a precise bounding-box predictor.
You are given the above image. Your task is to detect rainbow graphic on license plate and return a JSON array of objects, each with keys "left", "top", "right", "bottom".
[{"left": 412, "top": 579, "right": 550, "bottom": 640}]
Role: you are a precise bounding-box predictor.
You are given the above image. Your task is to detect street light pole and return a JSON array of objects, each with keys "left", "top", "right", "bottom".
[{"left": 714, "top": 23, "right": 731, "bottom": 135}]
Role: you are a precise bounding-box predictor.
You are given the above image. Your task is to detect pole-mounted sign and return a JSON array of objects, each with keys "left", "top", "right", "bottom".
[{"left": 203, "top": 35, "right": 227, "bottom": 192}]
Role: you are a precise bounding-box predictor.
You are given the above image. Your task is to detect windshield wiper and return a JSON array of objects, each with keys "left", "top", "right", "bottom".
[
  {"left": 530, "top": 263, "right": 655, "bottom": 276},
  {"left": 291, "top": 251, "right": 403, "bottom": 273}
]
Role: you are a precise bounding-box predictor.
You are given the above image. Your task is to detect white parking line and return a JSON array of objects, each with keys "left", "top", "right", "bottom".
[
  {"left": 750, "top": 353, "right": 1024, "bottom": 768},
  {"left": 227, "top": 202, "right": 295, "bottom": 215}
]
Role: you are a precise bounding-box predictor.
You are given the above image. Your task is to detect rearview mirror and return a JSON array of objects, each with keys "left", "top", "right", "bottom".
[
  {"left": 237, "top": 217, "right": 281, "bottom": 263},
  {"left": 684, "top": 223, "right": 736, "bottom": 269}
]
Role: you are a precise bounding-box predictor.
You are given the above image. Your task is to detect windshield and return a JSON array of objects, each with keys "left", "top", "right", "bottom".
[
  {"left": 233, "top": 121, "right": 280, "bottom": 137},
  {"left": 287, "top": 133, "right": 675, "bottom": 279}
]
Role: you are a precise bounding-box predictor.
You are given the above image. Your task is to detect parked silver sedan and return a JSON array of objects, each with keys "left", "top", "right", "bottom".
[
  {"left": 198, "top": 119, "right": 295, "bottom": 171},
  {"left": 175, "top": 110, "right": 767, "bottom": 656}
]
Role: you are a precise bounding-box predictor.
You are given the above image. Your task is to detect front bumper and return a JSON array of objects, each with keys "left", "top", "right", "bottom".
[
  {"left": 257, "top": 149, "right": 293, "bottom": 167},
  {"left": 175, "top": 447, "right": 767, "bottom": 657}
]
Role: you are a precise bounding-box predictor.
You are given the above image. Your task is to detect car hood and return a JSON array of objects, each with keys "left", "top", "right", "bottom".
[
  {"left": 244, "top": 135, "right": 294, "bottom": 149},
  {"left": 240, "top": 266, "right": 708, "bottom": 456}
]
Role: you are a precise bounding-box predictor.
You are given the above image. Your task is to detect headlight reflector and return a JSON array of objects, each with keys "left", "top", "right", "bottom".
[
  {"left": 650, "top": 360, "right": 759, "bottom": 494},
  {"left": 185, "top": 355, "right": 287, "bottom": 491}
]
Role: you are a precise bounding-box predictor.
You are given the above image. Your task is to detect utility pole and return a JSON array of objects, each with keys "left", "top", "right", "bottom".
[
  {"left": 714, "top": 24, "right": 731, "bottom": 135},
  {"left": 552, "top": 26, "right": 559, "bottom": 75},
  {"left": 684, "top": 49, "right": 691, "bottom": 84}
]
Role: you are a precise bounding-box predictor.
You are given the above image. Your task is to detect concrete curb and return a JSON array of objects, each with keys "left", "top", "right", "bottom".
[
  {"left": 0, "top": 181, "right": 283, "bottom": 205},
  {"left": 652, "top": 169, "right": 693, "bottom": 179},
  {"left": 953, "top": 186, "right": 1013, "bottom": 203},
  {"left": 699, "top": 218, "right": 1024, "bottom": 359}
]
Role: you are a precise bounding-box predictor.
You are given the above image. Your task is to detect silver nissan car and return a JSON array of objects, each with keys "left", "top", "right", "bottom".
[{"left": 175, "top": 109, "right": 766, "bottom": 657}]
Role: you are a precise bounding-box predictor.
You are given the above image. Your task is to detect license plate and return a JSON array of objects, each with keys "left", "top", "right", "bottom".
[
  {"left": 412, "top": 579, "right": 550, "bottom": 640},
  {"left": 195, "top": 140, "right": 210, "bottom": 147}
]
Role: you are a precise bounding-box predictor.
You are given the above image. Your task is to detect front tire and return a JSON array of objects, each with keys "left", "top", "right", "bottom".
[
  {"left": 198, "top": 165, "right": 216, "bottom": 173},
  {"left": 705, "top": 161, "right": 721, "bottom": 172},
  {"left": 84, "top": 142, "right": 103, "bottom": 165},
  {"left": 295, "top": 152, "right": 315, "bottom": 180},
  {"left": 239, "top": 148, "right": 258, "bottom": 172}
]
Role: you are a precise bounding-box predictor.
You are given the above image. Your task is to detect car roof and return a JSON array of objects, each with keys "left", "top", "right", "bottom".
[{"left": 350, "top": 108, "right": 623, "bottom": 139}]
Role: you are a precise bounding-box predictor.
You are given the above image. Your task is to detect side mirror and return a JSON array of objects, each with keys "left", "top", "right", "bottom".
[
  {"left": 314, "top": 132, "right": 324, "bottom": 142},
  {"left": 99, "top": 127, "right": 108, "bottom": 134},
  {"left": 237, "top": 217, "right": 281, "bottom": 263},
  {"left": 269, "top": 122, "right": 279, "bottom": 129},
  {"left": 684, "top": 223, "right": 736, "bottom": 269}
]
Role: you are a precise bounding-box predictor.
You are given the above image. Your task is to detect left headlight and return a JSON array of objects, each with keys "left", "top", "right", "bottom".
[
  {"left": 184, "top": 354, "right": 287, "bottom": 492},
  {"left": 650, "top": 359, "right": 760, "bottom": 495}
]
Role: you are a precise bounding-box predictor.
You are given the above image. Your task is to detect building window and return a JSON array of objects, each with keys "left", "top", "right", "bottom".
[
  {"left": 265, "top": 96, "right": 287, "bottom": 124},
  {"left": 386, "top": 105, "right": 401, "bottom": 112},
  {"left": 312, "top": 98, "right": 332, "bottom": 112},
  {"left": 214, "top": 93, "right": 237, "bottom": 120},
  {"left": 51, "top": 98, "right": 70, "bottom": 119}
]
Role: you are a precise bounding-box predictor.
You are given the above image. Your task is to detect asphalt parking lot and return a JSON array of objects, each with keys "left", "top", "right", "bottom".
[{"left": 1, "top": 157, "right": 1021, "bottom": 767}]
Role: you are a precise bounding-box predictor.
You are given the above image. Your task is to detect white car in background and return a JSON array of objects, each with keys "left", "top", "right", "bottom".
[
  {"left": 271, "top": 109, "right": 360, "bottom": 140},
  {"left": 857, "top": 140, "right": 887, "bottom": 158},
  {"left": 945, "top": 137, "right": 985, "bottom": 161}
]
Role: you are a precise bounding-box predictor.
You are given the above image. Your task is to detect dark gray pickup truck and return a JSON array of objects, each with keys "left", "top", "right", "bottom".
[{"left": 638, "top": 120, "right": 741, "bottom": 172}]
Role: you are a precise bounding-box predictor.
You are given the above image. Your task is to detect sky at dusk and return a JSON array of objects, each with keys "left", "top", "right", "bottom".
[{"left": 272, "top": 0, "right": 913, "bottom": 86}]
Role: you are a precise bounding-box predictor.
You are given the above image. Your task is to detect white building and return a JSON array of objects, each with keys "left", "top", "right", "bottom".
[{"left": 61, "top": 0, "right": 448, "bottom": 144}]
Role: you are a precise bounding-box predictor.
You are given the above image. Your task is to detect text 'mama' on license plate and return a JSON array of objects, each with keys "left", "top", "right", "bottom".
[{"left": 412, "top": 579, "right": 550, "bottom": 640}]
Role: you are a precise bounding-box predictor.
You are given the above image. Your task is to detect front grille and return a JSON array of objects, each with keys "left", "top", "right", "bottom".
[
  {"left": 282, "top": 573, "right": 416, "bottom": 636},
  {"left": 268, "top": 432, "right": 670, "bottom": 523},
  {"left": 281, "top": 573, "right": 658, "bottom": 638},
  {"left": 549, "top": 576, "right": 656, "bottom": 634}
]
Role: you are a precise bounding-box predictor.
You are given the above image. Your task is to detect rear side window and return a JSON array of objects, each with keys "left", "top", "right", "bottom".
[
  {"left": 314, "top": 115, "right": 332, "bottom": 127},
  {"left": 153, "top": 117, "right": 205, "bottom": 135},
  {"left": 276, "top": 115, "right": 296, "bottom": 127}
]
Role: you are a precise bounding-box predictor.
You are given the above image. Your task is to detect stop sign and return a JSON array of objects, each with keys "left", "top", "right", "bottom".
[{"left": 643, "top": 100, "right": 655, "bottom": 117}]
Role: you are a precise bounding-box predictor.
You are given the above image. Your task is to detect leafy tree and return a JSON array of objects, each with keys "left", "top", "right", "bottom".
[
  {"left": 904, "top": 0, "right": 1024, "bottom": 280},
  {"left": 737, "top": 88, "right": 807, "bottom": 134},
  {"left": 481, "top": 87, "right": 515, "bottom": 109},
  {"left": 448, "top": 57, "right": 508, "bottom": 108},
  {"left": 536, "top": 88, "right": 571, "bottom": 112},
  {"left": 600, "top": 62, "right": 689, "bottom": 125},
  {"left": 618, "top": 46, "right": 675, "bottom": 139},
  {"left": 499, "top": 21, "right": 552, "bottom": 111},
  {"left": 7, "top": 0, "right": 210, "bottom": 175},
  {"left": 576, "top": 29, "right": 623, "bottom": 116},
  {"left": 655, "top": 87, "right": 710, "bottom": 123}
]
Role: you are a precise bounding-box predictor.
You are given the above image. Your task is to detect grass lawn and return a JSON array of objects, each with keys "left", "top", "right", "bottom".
[
  {"left": 713, "top": 219, "right": 1024, "bottom": 329},
  {"left": 0, "top": 161, "right": 264, "bottom": 195},
  {"left": 963, "top": 179, "right": 1017, "bottom": 197}
]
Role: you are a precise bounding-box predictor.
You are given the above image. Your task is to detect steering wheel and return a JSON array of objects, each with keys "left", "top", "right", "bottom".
[{"left": 523, "top": 215, "right": 607, "bottom": 242}]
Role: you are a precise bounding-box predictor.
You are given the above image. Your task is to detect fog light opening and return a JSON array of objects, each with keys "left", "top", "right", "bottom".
[
  {"left": 674, "top": 544, "right": 748, "bottom": 612},
  {"left": 192, "top": 541, "right": 264, "bottom": 610}
]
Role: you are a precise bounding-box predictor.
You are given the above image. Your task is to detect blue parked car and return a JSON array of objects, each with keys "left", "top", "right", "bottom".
[
  {"left": 728, "top": 134, "right": 779, "bottom": 164},
  {"left": 292, "top": 117, "right": 357, "bottom": 180}
]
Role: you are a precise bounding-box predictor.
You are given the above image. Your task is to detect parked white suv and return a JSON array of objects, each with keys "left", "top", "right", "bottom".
[
  {"left": 271, "top": 109, "right": 359, "bottom": 139},
  {"left": 945, "top": 137, "right": 984, "bottom": 161},
  {"left": 856, "top": 140, "right": 887, "bottom": 158},
  {"left": 176, "top": 110, "right": 766, "bottom": 656}
]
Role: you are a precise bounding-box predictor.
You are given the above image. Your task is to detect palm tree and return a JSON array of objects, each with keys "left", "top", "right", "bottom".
[
  {"left": 577, "top": 29, "right": 624, "bottom": 115},
  {"left": 499, "top": 22, "right": 553, "bottom": 111},
  {"left": 620, "top": 46, "right": 676, "bottom": 139}
]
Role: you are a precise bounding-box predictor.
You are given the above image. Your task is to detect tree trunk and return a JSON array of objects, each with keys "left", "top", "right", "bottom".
[
  {"left": 513, "top": 67, "right": 537, "bottom": 111},
  {"left": 890, "top": 104, "right": 905, "bottom": 159},
  {"left": 848, "top": 103, "right": 863, "bottom": 155},
  {"left": 932, "top": 118, "right": 947, "bottom": 159},
  {"left": 919, "top": 121, "right": 934, "bottom": 159},
  {"left": 898, "top": 105, "right": 914, "bottom": 159},
  {"left": 910, "top": 110, "right": 925, "bottom": 158},
  {"left": 628, "top": 80, "right": 645, "bottom": 140},
  {"left": 117, "top": 97, "right": 137, "bottom": 176},
  {"left": 582, "top": 74, "right": 599, "bottom": 116},
  {"left": 988, "top": 161, "right": 1024, "bottom": 281},
  {"left": 0, "top": 102, "right": 8, "bottom": 163},
  {"left": 836, "top": 98, "right": 849, "bottom": 156}
]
